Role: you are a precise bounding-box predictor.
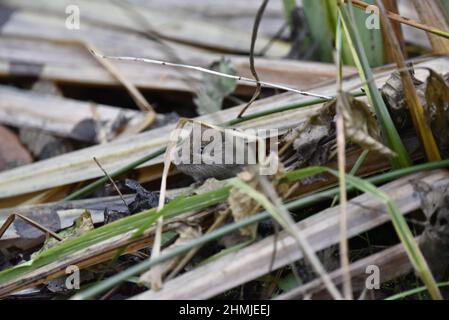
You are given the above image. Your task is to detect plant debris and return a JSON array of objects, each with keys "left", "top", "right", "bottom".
[
  {"left": 413, "top": 180, "right": 449, "bottom": 281},
  {"left": 425, "top": 70, "right": 449, "bottom": 157},
  {"left": 383, "top": 67, "right": 449, "bottom": 157},
  {"left": 104, "top": 179, "right": 162, "bottom": 224},
  {"left": 2, "top": 0, "right": 449, "bottom": 302}
]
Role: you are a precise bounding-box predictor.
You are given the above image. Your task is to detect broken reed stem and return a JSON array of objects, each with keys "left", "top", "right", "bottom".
[
  {"left": 7, "top": 34, "right": 156, "bottom": 127},
  {"left": 381, "top": 0, "right": 406, "bottom": 62},
  {"left": 237, "top": 0, "right": 269, "bottom": 118},
  {"left": 148, "top": 218, "right": 164, "bottom": 290},
  {"left": 334, "top": 20, "right": 352, "bottom": 299},
  {"left": 90, "top": 50, "right": 332, "bottom": 100},
  {"left": 149, "top": 184, "right": 168, "bottom": 290},
  {"left": 348, "top": 0, "right": 449, "bottom": 40},
  {"left": 411, "top": 0, "right": 449, "bottom": 54},
  {"left": 147, "top": 120, "right": 187, "bottom": 290},
  {"left": 86, "top": 44, "right": 155, "bottom": 115},
  {"left": 336, "top": 97, "right": 352, "bottom": 300},
  {"left": 85, "top": 43, "right": 157, "bottom": 135}
]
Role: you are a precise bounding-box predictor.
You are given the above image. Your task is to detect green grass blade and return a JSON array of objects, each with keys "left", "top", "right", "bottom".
[
  {"left": 282, "top": 0, "right": 297, "bottom": 31},
  {"left": 315, "top": 166, "right": 442, "bottom": 299},
  {"left": 0, "top": 186, "right": 231, "bottom": 285},
  {"left": 351, "top": 0, "right": 383, "bottom": 66},
  {"left": 228, "top": 178, "right": 343, "bottom": 300},
  {"left": 4, "top": 160, "right": 449, "bottom": 295},
  {"left": 72, "top": 160, "right": 449, "bottom": 299},
  {"left": 442, "top": 0, "right": 449, "bottom": 21},
  {"left": 386, "top": 281, "right": 449, "bottom": 300},
  {"left": 302, "top": 0, "right": 335, "bottom": 62}
]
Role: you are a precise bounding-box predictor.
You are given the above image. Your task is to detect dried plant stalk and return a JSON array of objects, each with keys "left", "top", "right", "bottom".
[
  {"left": 381, "top": 0, "right": 406, "bottom": 62},
  {"left": 378, "top": 0, "right": 441, "bottom": 162},
  {"left": 411, "top": 0, "right": 449, "bottom": 54}
]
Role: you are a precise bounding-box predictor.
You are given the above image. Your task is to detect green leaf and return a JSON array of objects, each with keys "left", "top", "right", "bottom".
[
  {"left": 442, "top": 1, "right": 449, "bottom": 21},
  {"left": 283, "top": 0, "right": 298, "bottom": 30},
  {"left": 278, "top": 272, "right": 302, "bottom": 292},
  {"left": 302, "top": 0, "right": 335, "bottom": 62},
  {"left": 194, "top": 58, "right": 237, "bottom": 115},
  {"left": 302, "top": 0, "right": 383, "bottom": 66}
]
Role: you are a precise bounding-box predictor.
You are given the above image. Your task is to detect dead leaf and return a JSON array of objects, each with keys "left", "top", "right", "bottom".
[
  {"left": 139, "top": 225, "right": 202, "bottom": 287},
  {"left": 337, "top": 92, "right": 396, "bottom": 158},
  {"left": 228, "top": 161, "right": 288, "bottom": 238},
  {"left": 287, "top": 102, "right": 336, "bottom": 169},
  {"left": 228, "top": 170, "right": 260, "bottom": 238},
  {"left": 425, "top": 70, "right": 449, "bottom": 157},
  {"left": 381, "top": 66, "right": 424, "bottom": 129}
]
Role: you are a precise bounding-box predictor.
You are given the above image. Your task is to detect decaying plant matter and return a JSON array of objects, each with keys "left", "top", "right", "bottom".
[
  {"left": 2, "top": 0, "right": 449, "bottom": 302},
  {"left": 382, "top": 67, "right": 449, "bottom": 157}
]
